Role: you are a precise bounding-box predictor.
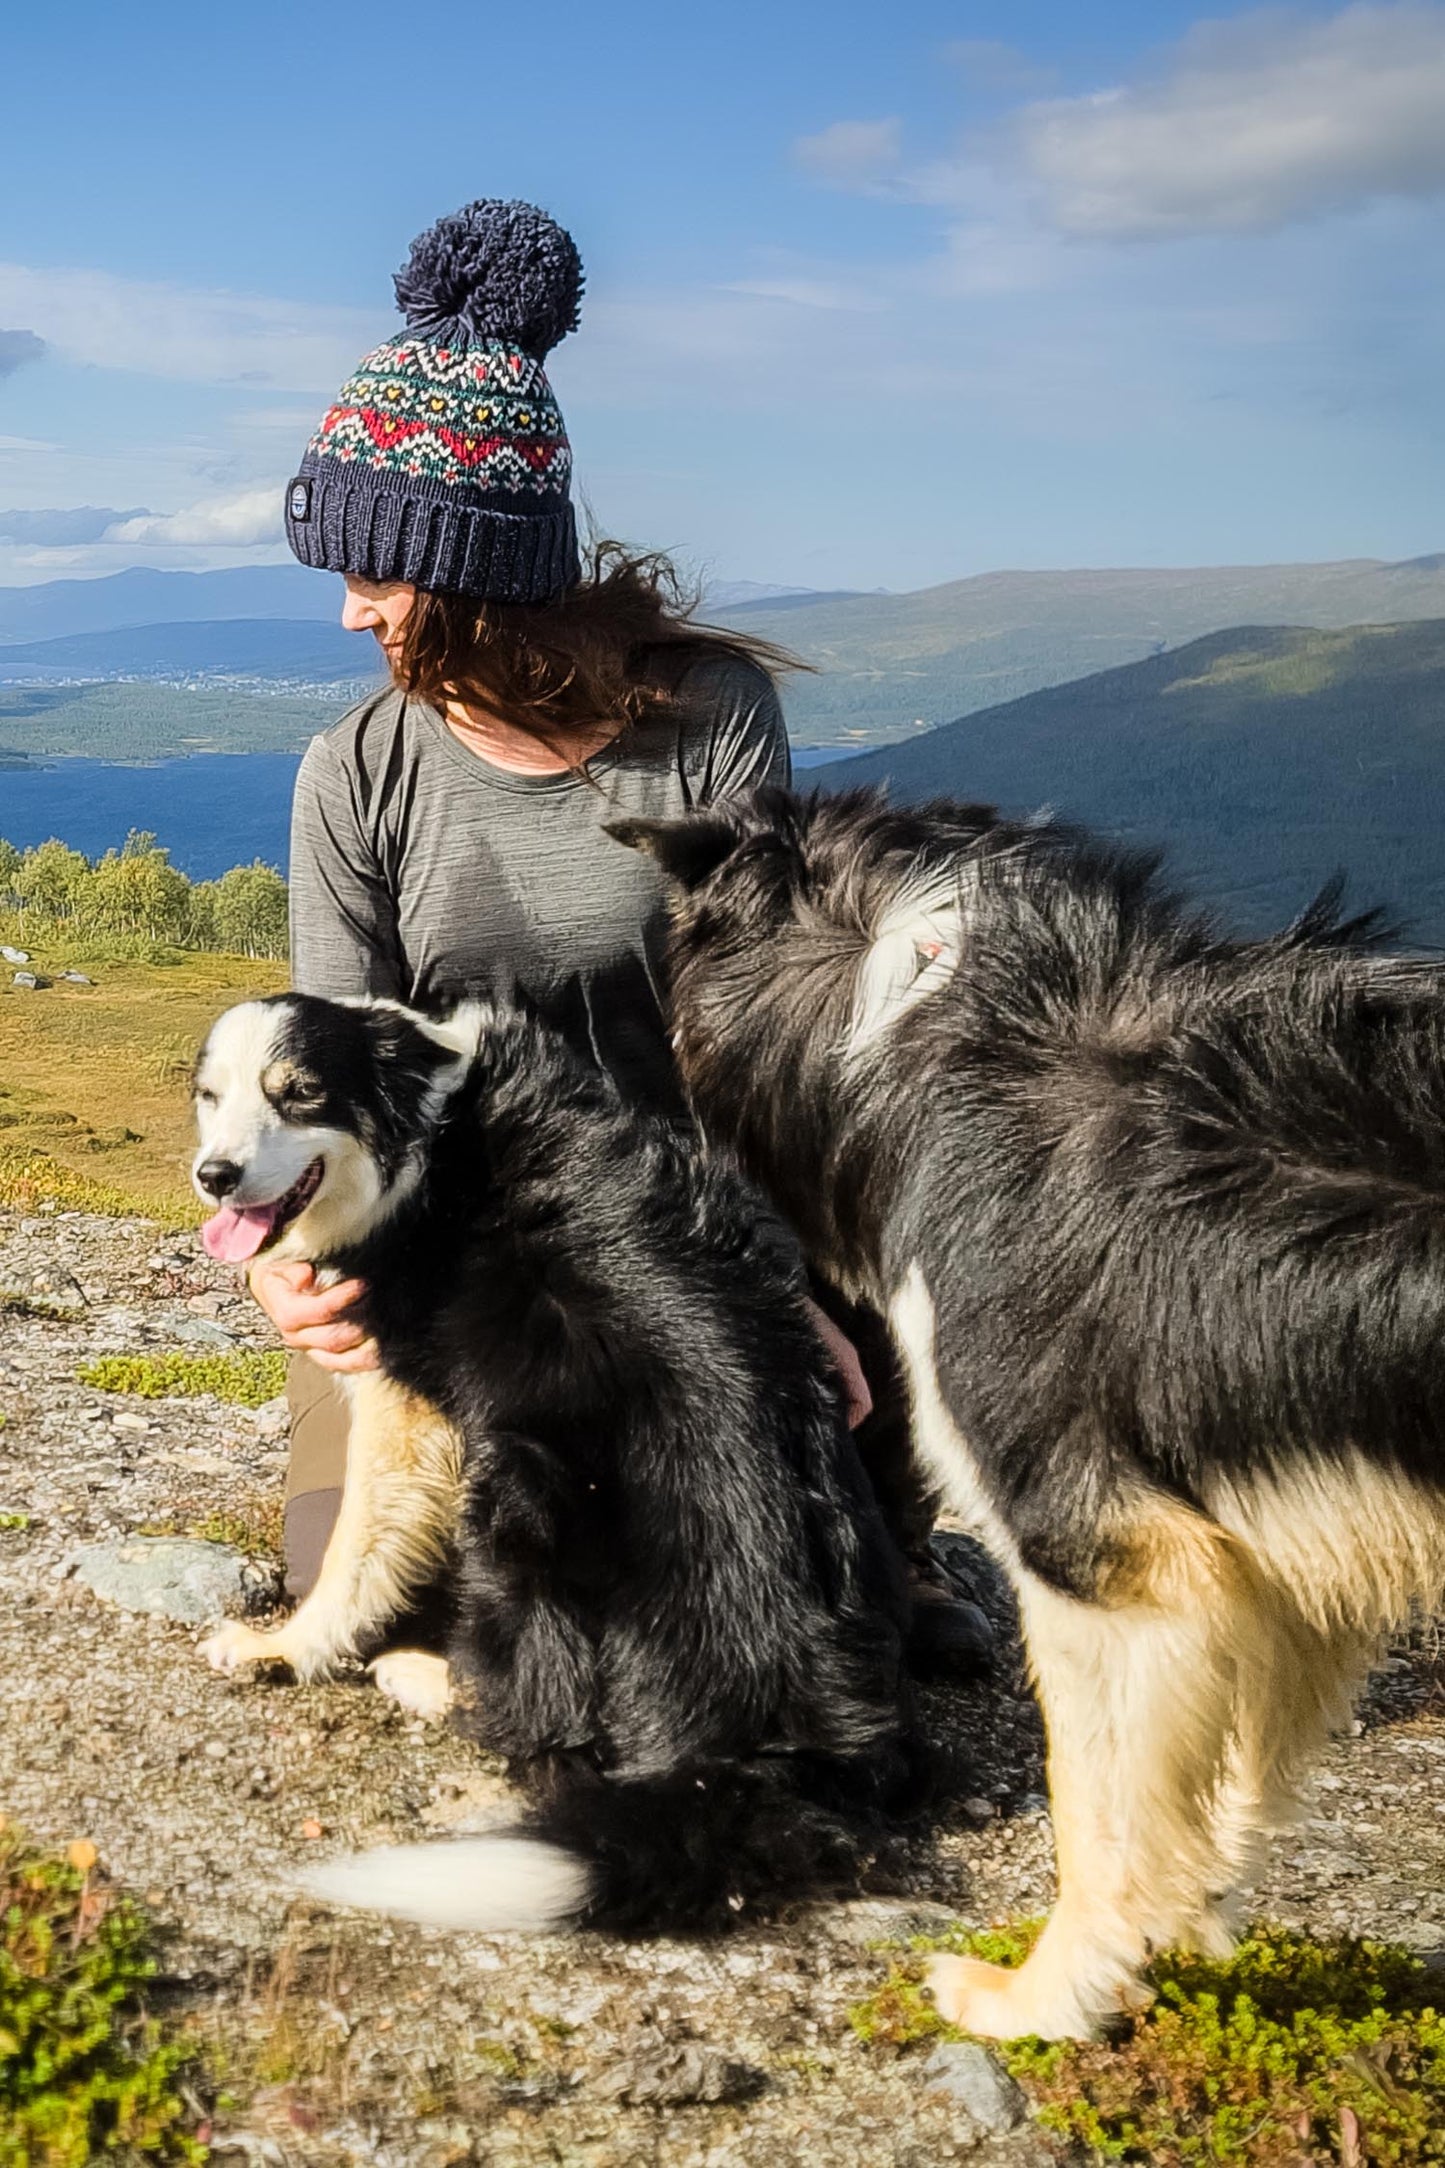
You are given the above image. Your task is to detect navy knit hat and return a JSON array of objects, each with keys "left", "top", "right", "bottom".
[{"left": 284, "top": 200, "right": 583, "bottom": 602}]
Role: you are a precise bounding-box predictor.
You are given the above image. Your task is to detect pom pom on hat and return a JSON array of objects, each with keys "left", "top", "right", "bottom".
[{"left": 393, "top": 199, "right": 584, "bottom": 359}]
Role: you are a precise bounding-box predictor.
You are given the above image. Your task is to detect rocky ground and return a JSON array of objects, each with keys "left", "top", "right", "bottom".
[{"left": 4, "top": 1203, "right": 1445, "bottom": 2166}]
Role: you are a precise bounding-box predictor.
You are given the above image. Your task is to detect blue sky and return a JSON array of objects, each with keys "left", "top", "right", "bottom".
[{"left": 2, "top": 0, "right": 1443, "bottom": 591}]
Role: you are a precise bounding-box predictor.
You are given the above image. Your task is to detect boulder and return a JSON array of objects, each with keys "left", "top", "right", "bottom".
[
  {"left": 65, "top": 1536, "right": 269, "bottom": 1625},
  {"left": 918, "top": 2042, "right": 1028, "bottom": 2132}
]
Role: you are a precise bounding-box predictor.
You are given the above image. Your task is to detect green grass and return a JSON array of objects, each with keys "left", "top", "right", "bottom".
[
  {"left": 78, "top": 1351, "right": 286, "bottom": 1409},
  {"left": 0, "top": 1828, "right": 205, "bottom": 2166},
  {"left": 0, "top": 935, "right": 283, "bottom": 1221},
  {"left": 849, "top": 1922, "right": 1445, "bottom": 2165}
]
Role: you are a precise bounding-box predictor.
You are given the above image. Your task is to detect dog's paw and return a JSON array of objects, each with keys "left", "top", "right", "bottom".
[
  {"left": 368, "top": 1649, "right": 452, "bottom": 1721},
  {"left": 926, "top": 1952, "right": 1098, "bottom": 2043},
  {"left": 201, "top": 1620, "right": 285, "bottom": 1674}
]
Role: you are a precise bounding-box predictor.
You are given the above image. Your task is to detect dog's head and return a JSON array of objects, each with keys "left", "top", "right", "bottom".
[
  {"left": 607, "top": 787, "right": 998, "bottom": 1268},
  {"left": 608, "top": 784, "right": 996, "bottom": 1066},
  {"left": 191, "top": 994, "right": 485, "bottom": 1265}
]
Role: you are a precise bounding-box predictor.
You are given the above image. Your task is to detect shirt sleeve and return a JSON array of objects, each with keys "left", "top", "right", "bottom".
[
  {"left": 689, "top": 655, "right": 793, "bottom": 805},
  {"left": 288, "top": 733, "right": 406, "bottom": 1000}
]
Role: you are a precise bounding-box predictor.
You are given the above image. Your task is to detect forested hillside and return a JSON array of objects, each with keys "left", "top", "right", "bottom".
[{"left": 814, "top": 620, "right": 1445, "bottom": 944}]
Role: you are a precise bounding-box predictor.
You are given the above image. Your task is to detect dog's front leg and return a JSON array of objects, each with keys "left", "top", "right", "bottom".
[
  {"left": 928, "top": 1512, "right": 1249, "bottom": 2040},
  {"left": 203, "top": 1369, "right": 464, "bottom": 1684}
]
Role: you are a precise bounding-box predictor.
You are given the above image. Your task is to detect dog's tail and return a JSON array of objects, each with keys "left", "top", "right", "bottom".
[{"left": 300, "top": 1755, "right": 903, "bottom": 1937}]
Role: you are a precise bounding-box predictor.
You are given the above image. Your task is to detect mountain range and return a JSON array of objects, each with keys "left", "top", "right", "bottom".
[
  {"left": 724, "top": 554, "right": 1445, "bottom": 745},
  {"left": 2, "top": 555, "right": 1444, "bottom": 754},
  {"left": 0, "top": 566, "right": 826, "bottom": 649},
  {"left": 815, "top": 620, "right": 1445, "bottom": 945}
]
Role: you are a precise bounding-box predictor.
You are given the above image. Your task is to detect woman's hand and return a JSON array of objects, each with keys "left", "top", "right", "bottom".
[
  {"left": 247, "top": 1257, "right": 380, "bottom": 1374},
  {"left": 801, "top": 1297, "right": 874, "bottom": 1430}
]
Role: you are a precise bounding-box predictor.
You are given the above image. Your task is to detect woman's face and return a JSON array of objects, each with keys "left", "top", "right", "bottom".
[{"left": 341, "top": 577, "right": 416, "bottom": 665}]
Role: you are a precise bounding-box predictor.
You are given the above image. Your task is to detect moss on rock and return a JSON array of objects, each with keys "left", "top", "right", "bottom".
[{"left": 78, "top": 1350, "right": 286, "bottom": 1408}]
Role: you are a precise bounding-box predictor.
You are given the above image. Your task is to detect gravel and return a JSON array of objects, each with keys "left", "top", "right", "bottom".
[{"left": 4, "top": 1200, "right": 1445, "bottom": 2165}]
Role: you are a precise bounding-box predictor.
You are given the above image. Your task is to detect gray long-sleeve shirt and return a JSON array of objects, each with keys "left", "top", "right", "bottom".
[{"left": 289, "top": 653, "right": 789, "bottom": 1121}]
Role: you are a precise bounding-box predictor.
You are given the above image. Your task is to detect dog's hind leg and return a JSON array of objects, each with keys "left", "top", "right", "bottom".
[
  {"left": 1185, "top": 1460, "right": 1445, "bottom": 1953},
  {"left": 1182, "top": 1602, "right": 1373, "bottom": 1957},
  {"left": 203, "top": 1371, "right": 464, "bottom": 1684}
]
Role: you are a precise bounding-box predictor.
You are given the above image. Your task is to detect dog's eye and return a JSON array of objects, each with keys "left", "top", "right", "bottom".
[
  {"left": 194, "top": 1087, "right": 218, "bottom": 1109},
  {"left": 277, "top": 1080, "right": 324, "bottom": 1117}
]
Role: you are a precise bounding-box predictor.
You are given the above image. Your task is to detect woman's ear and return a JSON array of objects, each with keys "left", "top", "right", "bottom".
[{"left": 603, "top": 810, "right": 744, "bottom": 890}]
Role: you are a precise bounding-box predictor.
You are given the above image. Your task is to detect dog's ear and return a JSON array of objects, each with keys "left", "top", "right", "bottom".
[{"left": 603, "top": 811, "right": 745, "bottom": 891}]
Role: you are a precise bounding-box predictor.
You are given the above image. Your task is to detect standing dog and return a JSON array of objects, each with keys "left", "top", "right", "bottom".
[
  {"left": 610, "top": 786, "right": 1445, "bottom": 2037},
  {"left": 192, "top": 992, "right": 914, "bottom": 1935}
]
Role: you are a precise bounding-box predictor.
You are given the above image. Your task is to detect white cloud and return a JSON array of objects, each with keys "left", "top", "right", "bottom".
[
  {"left": 793, "top": 117, "right": 902, "bottom": 190},
  {"left": 1009, "top": 1, "right": 1445, "bottom": 239},
  {"left": 723, "top": 276, "right": 886, "bottom": 311},
  {"left": 104, "top": 484, "right": 283, "bottom": 546},
  {"left": 0, "top": 262, "right": 376, "bottom": 388},
  {"left": 945, "top": 40, "right": 1054, "bottom": 96},
  {"left": 0, "top": 506, "right": 147, "bottom": 545}
]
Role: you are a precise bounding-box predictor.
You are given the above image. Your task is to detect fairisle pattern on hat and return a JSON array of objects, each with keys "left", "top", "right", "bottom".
[
  {"left": 308, "top": 338, "right": 571, "bottom": 497},
  {"left": 284, "top": 199, "right": 584, "bottom": 603}
]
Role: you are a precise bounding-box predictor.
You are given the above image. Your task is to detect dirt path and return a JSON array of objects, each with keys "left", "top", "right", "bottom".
[{"left": 4, "top": 1202, "right": 1445, "bottom": 2166}]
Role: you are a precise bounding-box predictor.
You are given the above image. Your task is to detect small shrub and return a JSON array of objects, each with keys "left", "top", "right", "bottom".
[
  {"left": 0, "top": 1290, "right": 85, "bottom": 1323},
  {"left": 0, "top": 1826, "right": 204, "bottom": 2165},
  {"left": 0, "top": 1147, "right": 170, "bottom": 1221},
  {"left": 78, "top": 1350, "right": 286, "bottom": 1409},
  {"left": 0, "top": 830, "right": 287, "bottom": 960},
  {"left": 850, "top": 1922, "right": 1445, "bottom": 2165},
  {"left": 202, "top": 1505, "right": 284, "bottom": 1560}
]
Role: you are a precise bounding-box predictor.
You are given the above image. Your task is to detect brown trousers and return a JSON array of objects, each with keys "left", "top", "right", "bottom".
[
  {"left": 282, "top": 1292, "right": 938, "bottom": 1599},
  {"left": 283, "top": 1353, "right": 350, "bottom": 1599}
]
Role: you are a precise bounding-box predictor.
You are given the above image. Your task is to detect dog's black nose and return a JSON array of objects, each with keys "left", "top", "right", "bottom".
[{"left": 197, "top": 1158, "right": 243, "bottom": 1199}]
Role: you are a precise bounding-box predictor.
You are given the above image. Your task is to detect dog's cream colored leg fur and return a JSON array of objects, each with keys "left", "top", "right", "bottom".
[
  {"left": 1183, "top": 1604, "right": 1374, "bottom": 1956},
  {"left": 893, "top": 1264, "right": 1259, "bottom": 2039},
  {"left": 203, "top": 1369, "right": 464, "bottom": 1684},
  {"left": 928, "top": 1518, "right": 1269, "bottom": 2039},
  {"left": 368, "top": 1649, "right": 454, "bottom": 1720}
]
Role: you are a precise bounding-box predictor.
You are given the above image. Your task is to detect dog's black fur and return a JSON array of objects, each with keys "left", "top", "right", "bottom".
[
  {"left": 609, "top": 786, "right": 1445, "bottom": 2033},
  {"left": 245, "top": 993, "right": 916, "bottom": 1933},
  {"left": 615, "top": 788, "right": 1445, "bottom": 1578}
]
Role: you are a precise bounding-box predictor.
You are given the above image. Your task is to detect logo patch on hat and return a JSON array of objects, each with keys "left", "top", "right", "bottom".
[{"left": 287, "top": 479, "right": 312, "bottom": 523}]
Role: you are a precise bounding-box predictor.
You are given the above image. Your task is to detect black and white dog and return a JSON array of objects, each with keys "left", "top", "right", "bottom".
[
  {"left": 611, "top": 786, "right": 1445, "bottom": 2037},
  {"left": 191, "top": 992, "right": 915, "bottom": 1935}
]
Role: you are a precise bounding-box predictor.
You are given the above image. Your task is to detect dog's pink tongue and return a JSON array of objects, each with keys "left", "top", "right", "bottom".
[{"left": 201, "top": 1205, "right": 277, "bottom": 1263}]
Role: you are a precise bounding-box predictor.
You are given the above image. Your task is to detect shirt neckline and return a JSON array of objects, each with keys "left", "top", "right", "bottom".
[{"left": 414, "top": 696, "right": 625, "bottom": 797}]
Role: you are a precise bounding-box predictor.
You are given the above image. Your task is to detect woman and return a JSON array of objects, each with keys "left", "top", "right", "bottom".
[{"left": 253, "top": 197, "right": 981, "bottom": 1666}]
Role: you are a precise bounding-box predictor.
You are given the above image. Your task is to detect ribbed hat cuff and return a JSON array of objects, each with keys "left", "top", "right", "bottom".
[{"left": 285, "top": 459, "right": 580, "bottom": 602}]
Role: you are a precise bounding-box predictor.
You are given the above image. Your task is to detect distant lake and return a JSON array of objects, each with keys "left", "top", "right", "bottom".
[
  {"left": 0, "top": 744, "right": 854, "bottom": 879},
  {"left": 0, "top": 753, "right": 304, "bottom": 878}
]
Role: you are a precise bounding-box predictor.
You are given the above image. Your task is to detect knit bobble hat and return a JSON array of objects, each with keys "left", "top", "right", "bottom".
[{"left": 285, "top": 199, "right": 584, "bottom": 602}]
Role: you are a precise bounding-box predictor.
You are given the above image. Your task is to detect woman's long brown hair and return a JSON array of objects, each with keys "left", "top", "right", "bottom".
[{"left": 393, "top": 539, "right": 805, "bottom": 761}]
